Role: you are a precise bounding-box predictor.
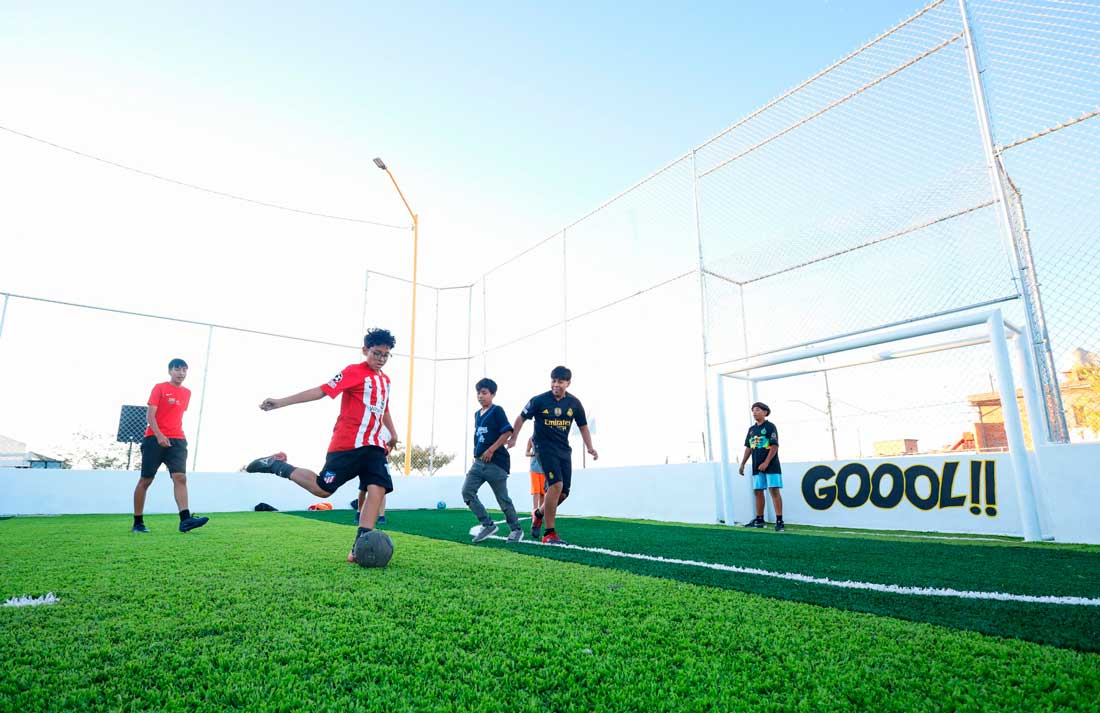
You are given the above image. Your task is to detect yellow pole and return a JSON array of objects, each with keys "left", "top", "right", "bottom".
[
  {"left": 380, "top": 166, "right": 418, "bottom": 476},
  {"left": 404, "top": 213, "right": 418, "bottom": 475}
]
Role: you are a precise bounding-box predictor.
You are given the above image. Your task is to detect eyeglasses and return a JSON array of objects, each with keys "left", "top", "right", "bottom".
[{"left": 368, "top": 350, "right": 391, "bottom": 360}]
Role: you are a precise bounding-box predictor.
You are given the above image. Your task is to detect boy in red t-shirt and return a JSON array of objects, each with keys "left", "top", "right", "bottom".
[
  {"left": 246, "top": 328, "right": 399, "bottom": 560},
  {"left": 131, "top": 358, "right": 210, "bottom": 534}
]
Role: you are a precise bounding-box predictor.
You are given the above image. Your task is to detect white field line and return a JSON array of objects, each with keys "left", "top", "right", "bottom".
[
  {"left": 832, "top": 531, "right": 1013, "bottom": 543},
  {"left": 468, "top": 516, "right": 532, "bottom": 536},
  {"left": 3, "top": 592, "right": 60, "bottom": 607},
  {"left": 479, "top": 536, "right": 1100, "bottom": 607}
]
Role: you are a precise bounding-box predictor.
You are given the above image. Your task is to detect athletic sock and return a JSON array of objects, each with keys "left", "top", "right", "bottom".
[
  {"left": 544, "top": 528, "right": 555, "bottom": 537},
  {"left": 776, "top": 515, "right": 784, "bottom": 522},
  {"left": 179, "top": 509, "right": 191, "bottom": 521},
  {"left": 271, "top": 460, "right": 296, "bottom": 478},
  {"left": 534, "top": 509, "right": 543, "bottom": 520},
  {"left": 133, "top": 515, "right": 144, "bottom": 527}
]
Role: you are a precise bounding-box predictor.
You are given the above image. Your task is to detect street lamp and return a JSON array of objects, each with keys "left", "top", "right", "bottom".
[{"left": 374, "top": 157, "right": 419, "bottom": 476}]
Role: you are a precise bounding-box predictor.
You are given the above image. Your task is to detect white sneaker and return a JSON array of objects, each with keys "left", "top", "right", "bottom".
[
  {"left": 506, "top": 528, "right": 524, "bottom": 543},
  {"left": 472, "top": 524, "right": 497, "bottom": 543}
]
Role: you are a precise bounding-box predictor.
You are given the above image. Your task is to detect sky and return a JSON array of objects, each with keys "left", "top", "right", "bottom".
[{"left": 5, "top": 0, "right": 1072, "bottom": 472}]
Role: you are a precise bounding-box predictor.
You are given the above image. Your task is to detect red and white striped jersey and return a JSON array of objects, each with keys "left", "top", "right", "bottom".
[{"left": 319, "top": 362, "right": 391, "bottom": 453}]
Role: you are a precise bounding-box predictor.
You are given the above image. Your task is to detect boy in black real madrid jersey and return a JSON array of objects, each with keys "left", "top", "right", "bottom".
[
  {"left": 738, "top": 401, "right": 785, "bottom": 531},
  {"left": 505, "top": 366, "right": 597, "bottom": 545}
]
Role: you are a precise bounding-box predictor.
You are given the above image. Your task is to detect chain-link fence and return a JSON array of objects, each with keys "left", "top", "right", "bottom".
[{"left": 2, "top": 0, "right": 1097, "bottom": 472}]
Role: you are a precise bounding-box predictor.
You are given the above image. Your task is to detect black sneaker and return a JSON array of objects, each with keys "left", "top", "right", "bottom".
[
  {"left": 179, "top": 515, "right": 210, "bottom": 533},
  {"left": 131, "top": 524, "right": 150, "bottom": 534},
  {"left": 245, "top": 453, "right": 286, "bottom": 474},
  {"left": 743, "top": 517, "right": 765, "bottom": 528},
  {"left": 775, "top": 520, "right": 785, "bottom": 532}
]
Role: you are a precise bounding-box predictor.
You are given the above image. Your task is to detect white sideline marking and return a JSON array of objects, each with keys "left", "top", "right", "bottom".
[
  {"left": 468, "top": 516, "right": 532, "bottom": 537},
  {"left": 482, "top": 537, "right": 1100, "bottom": 607},
  {"left": 833, "top": 530, "right": 1013, "bottom": 543},
  {"left": 3, "top": 592, "right": 60, "bottom": 607}
]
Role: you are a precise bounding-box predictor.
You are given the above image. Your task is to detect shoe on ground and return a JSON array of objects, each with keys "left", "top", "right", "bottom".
[
  {"left": 541, "top": 532, "right": 569, "bottom": 546},
  {"left": 179, "top": 515, "right": 209, "bottom": 533},
  {"left": 131, "top": 524, "right": 150, "bottom": 534},
  {"left": 472, "top": 524, "right": 497, "bottom": 543},
  {"left": 377, "top": 515, "right": 387, "bottom": 526},
  {"left": 743, "top": 517, "right": 765, "bottom": 528},
  {"left": 506, "top": 528, "right": 523, "bottom": 543},
  {"left": 245, "top": 452, "right": 286, "bottom": 474},
  {"left": 775, "top": 520, "right": 785, "bottom": 532}
]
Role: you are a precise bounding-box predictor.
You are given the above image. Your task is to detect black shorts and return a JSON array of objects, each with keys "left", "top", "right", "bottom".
[
  {"left": 317, "top": 446, "right": 393, "bottom": 495},
  {"left": 536, "top": 447, "right": 573, "bottom": 495},
  {"left": 140, "top": 436, "right": 188, "bottom": 477}
]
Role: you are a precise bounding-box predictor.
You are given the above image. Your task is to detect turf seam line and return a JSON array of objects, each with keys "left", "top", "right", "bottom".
[{"left": 482, "top": 536, "right": 1100, "bottom": 606}]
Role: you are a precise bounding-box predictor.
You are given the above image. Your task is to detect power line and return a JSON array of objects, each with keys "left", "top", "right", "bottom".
[{"left": 0, "top": 123, "right": 410, "bottom": 231}]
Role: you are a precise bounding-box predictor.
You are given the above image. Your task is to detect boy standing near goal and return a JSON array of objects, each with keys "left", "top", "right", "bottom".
[
  {"left": 739, "top": 401, "right": 784, "bottom": 531},
  {"left": 245, "top": 328, "right": 398, "bottom": 560},
  {"left": 131, "top": 358, "right": 209, "bottom": 533},
  {"left": 506, "top": 366, "right": 597, "bottom": 545}
]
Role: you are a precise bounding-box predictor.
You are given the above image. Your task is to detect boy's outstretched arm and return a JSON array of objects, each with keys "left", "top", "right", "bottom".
[
  {"left": 259, "top": 387, "right": 325, "bottom": 411},
  {"left": 504, "top": 415, "right": 527, "bottom": 449},
  {"left": 579, "top": 424, "right": 598, "bottom": 460}
]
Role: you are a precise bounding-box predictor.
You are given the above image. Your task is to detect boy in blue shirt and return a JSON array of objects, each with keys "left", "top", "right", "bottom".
[{"left": 464, "top": 378, "right": 523, "bottom": 543}]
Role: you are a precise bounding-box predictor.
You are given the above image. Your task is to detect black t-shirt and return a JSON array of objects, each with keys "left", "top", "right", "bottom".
[
  {"left": 473, "top": 404, "right": 513, "bottom": 472},
  {"left": 521, "top": 391, "right": 587, "bottom": 456},
  {"left": 744, "top": 420, "right": 781, "bottom": 474}
]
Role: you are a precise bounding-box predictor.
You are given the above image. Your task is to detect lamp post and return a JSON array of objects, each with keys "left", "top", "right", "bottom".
[{"left": 374, "top": 157, "right": 418, "bottom": 476}]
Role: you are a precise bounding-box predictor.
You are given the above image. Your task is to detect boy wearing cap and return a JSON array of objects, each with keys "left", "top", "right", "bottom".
[
  {"left": 131, "top": 358, "right": 210, "bottom": 534},
  {"left": 738, "top": 401, "right": 784, "bottom": 531}
]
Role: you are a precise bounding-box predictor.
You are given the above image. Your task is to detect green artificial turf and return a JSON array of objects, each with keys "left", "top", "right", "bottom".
[
  {"left": 1, "top": 512, "right": 1098, "bottom": 712},
  {"left": 298, "top": 508, "right": 1100, "bottom": 651}
]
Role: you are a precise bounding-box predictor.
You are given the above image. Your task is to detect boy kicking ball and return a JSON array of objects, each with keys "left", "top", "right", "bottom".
[{"left": 245, "top": 328, "right": 399, "bottom": 560}]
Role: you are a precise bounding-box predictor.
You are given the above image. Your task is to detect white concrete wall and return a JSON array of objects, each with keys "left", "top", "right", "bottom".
[{"left": 3, "top": 444, "right": 1099, "bottom": 543}]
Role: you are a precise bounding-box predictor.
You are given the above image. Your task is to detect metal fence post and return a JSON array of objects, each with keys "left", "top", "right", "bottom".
[
  {"left": 0, "top": 293, "right": 9, "bottom": 341},
  {"left": 463, "top": 285, "right": 473, "bottom": 475},
  {"left": 692, "top": 150, "right": 714, "bottom": 462},
  {"left": 562, "top": 229, "right": 568, "bottom": 363},
  {"left": 957, "top": 0, "right": 1068, "bottom": 443},
  {"left": 191, "top": 325, "right": 214, "bottom": 471}
]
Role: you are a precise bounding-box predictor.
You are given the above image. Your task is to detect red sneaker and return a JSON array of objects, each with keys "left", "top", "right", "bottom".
[{"left": 541, "top": 532, "right": 569, "bottom": 546}]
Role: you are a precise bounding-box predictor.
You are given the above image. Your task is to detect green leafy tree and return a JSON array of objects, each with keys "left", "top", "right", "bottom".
[
  {"left": 54, "top": 431, "right": 142, "bottom": 470},
  {"left": 1071, "top": 360, "right": 1100, "bottom": 437},
  {"left": 387, "top": 444, "right": 454, "bottom": 476}
]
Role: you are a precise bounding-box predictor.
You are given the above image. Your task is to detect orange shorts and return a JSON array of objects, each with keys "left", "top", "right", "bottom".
[{"left": 529, "top": 471, "right": 546, "bottom": 495}]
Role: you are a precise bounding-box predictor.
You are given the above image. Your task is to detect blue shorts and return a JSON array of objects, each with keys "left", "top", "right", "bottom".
[{"left": 751, "top": 472, "right": 783, "bottom": 490}]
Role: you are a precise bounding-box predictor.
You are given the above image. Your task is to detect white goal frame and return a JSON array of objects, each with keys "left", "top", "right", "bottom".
[{"left": 715, "top": 308, "right": 1048, "bottom": 541}]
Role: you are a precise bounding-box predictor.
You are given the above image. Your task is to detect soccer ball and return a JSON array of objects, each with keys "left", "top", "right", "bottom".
[
  {"left": 436, "top": 500, "right": 447, "bottom": 509},
  {"left": 353, "top": 530, "right": 394, "bottom": 568}
]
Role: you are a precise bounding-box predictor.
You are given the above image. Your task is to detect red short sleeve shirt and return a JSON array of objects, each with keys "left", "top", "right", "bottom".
[
  {"left": 144, "top": 382, "right": 191, "bottom": 439},
  {"left": 320, "top": 362, "right": 391, "bottom": 453}
]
